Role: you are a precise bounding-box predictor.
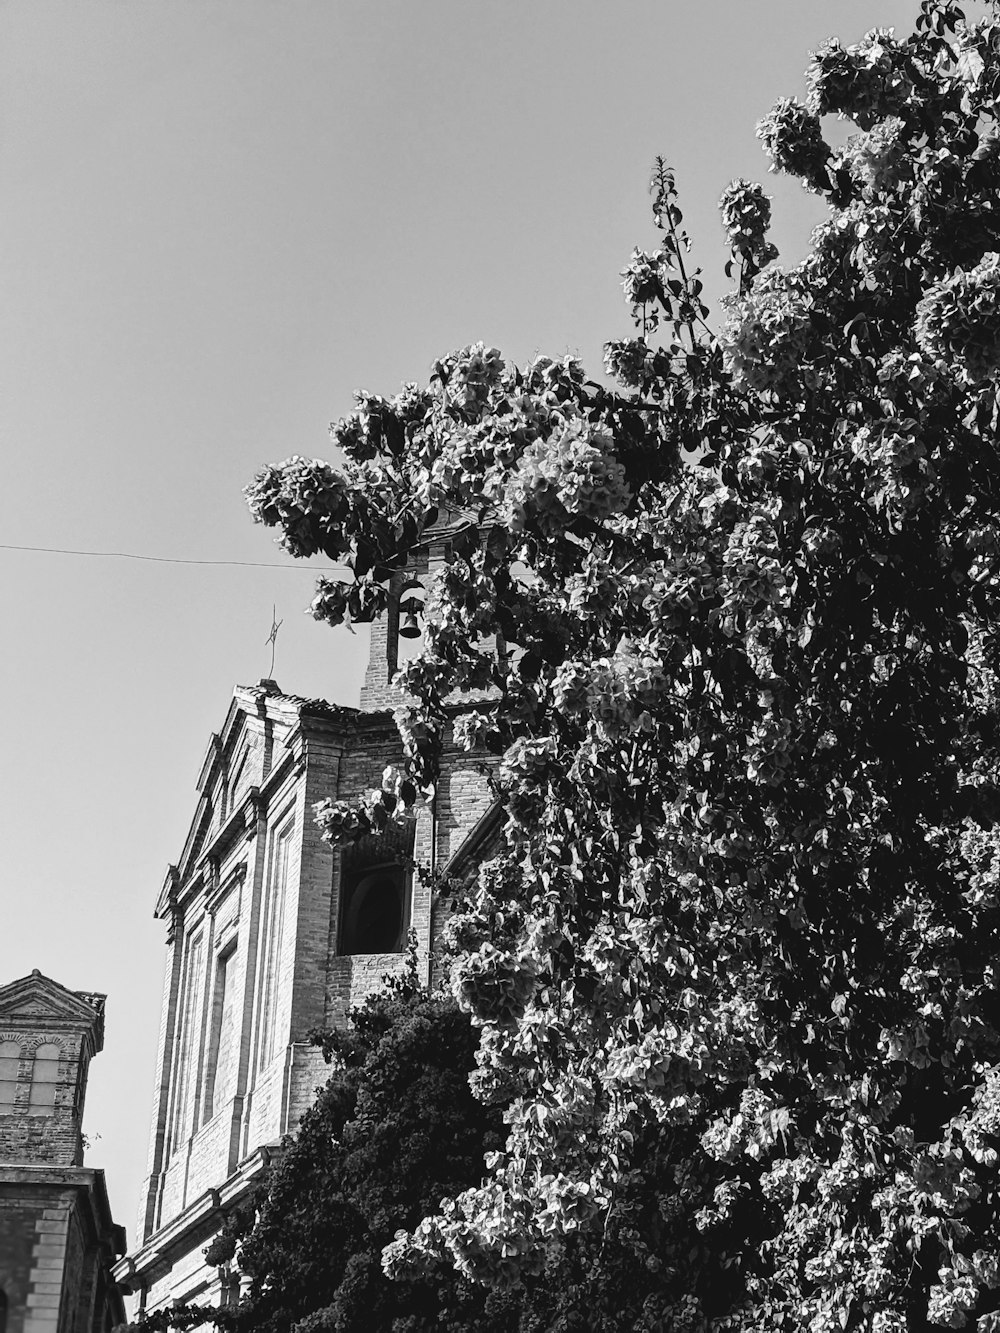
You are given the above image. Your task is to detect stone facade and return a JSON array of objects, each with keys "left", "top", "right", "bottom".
[
  {"left": 0, "top": 972, "right": 125, "bottom": 1333},
  {"left": 115, "top": 546, "right": 500, "bottom": 1318}
]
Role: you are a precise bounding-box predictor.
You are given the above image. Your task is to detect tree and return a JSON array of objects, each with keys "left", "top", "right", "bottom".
[
  {"left": 244, "top": 3, "right": 1000, "bottom": 1327},
  {"left": 126, "top": 969, "right": 525, "bottom": 1333}
]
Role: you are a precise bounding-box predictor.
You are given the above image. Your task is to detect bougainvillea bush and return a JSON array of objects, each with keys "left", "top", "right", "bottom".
[{"left": 243, "top": 4, "right": 1000, "bottom": 1328}]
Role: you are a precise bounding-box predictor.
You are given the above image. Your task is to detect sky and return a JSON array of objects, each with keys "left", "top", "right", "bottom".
[{"left": 1, "top": 0, "right": 921, "bottom": 1244}]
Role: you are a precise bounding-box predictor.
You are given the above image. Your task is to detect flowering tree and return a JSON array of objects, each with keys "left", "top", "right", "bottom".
[{"left": 245, "top": 4, "right": 1000, "bottom": 1327}]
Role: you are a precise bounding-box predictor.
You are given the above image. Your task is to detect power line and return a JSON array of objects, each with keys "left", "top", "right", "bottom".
[{"left": 0, "top": 542, "right": 351, "bottom": 573}]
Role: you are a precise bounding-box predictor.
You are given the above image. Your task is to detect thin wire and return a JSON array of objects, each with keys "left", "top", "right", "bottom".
[{"left": 0, "top": 542, "right": 351, "bottom": 573}]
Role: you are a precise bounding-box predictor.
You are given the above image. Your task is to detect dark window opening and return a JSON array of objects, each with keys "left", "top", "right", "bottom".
[{"left": 340, "top": 864, "right": 408, "bottom": 955}]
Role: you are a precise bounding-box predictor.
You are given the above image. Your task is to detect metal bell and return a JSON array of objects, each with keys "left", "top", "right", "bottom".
[{"left": 398, "top": 600, "right": 421, "bottom": 638}]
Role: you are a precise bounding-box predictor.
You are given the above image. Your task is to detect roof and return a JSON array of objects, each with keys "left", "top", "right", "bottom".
[{"left": 0, "top": 971, "right": 107, "bottom": 1051}]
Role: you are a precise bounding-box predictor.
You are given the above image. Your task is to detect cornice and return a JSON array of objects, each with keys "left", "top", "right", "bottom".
[
  {"left": 0, "top": 1165, "right": 125, "bottom": 1253},
  {"left": 112, "top": 1146, "right": 276, "bottom": 1293}
]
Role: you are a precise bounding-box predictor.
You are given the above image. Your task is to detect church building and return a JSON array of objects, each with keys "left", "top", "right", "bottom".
[{"left": 113, "top": 539, "right": 499, "bottom": 1316}]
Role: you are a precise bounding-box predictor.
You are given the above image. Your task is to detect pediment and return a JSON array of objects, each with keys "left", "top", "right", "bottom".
[
  {"left": 0, "top": 971, "right": 106, "bottom": 1034},
  {"left": 171, "top": 690, "right": 275, "bottom": 892},
  {"left": 443, "top": 801, "right": 504, "bottom": 883}
]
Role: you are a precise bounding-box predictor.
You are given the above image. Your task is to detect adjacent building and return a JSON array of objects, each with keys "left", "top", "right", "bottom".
[{"left": 0, "top": 971, "right": 125, "bottom": 1333}]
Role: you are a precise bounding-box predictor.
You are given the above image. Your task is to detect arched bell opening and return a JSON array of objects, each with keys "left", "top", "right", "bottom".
[{"left": 390, "top": 577, "right": 427, "bottom": 678}]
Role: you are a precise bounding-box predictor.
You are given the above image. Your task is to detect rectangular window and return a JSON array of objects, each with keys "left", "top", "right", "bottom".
[
  {"left": 170, "top": 930, "right": 204, "bottom": 1149},
  {"left": 202, "top": 944, "right": 235, "bottom": 1122},
  {"left": 0, "top": 1042, "right": 21, "bottom": 1110},
  {"left": 339, "top": 864, "right": 408, "bottom": 955},
  {"left": 28, "top": 1044, "right": 60, "bottom": 1116},
  {"left": 257, "top": 822, "right": 292, "bottom": 1071}
]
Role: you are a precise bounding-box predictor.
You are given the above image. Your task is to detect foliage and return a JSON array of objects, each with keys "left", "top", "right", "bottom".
[
  {"left": 243, "top": 3, "right": 1000, "bottom": 1328},
  {"left": 123, "top": 969, "right": 522, "bottom": 1333}
]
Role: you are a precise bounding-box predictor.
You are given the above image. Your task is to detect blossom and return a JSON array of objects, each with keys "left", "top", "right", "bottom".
[
  {"left": 603, "top": 337, "right": 653, "bottom": 388},
  {"left": 835, "top": 117, "right": 909, "bottom": 196},
  {"left": 722, "top": 266, "right": 814, "bottom": 396},
  {"left": 620, "top": 247, "right": 667, "bottom": 308},
  {"left": 915, "top": 253, "right": 1000, "bottom": 383},
  {"left": 719, "top": 179, "right": 778, "bottom": 270},
  {"left": 451, "top": 941, "right": 539, "bottom": 1027},
  {"left": 756, "top": 97, "right": 830, "bottom": 187},
  {"left": 244, "top": 456, "right": 351, "bottom": 559},
  {"left": 850, "top": 423, "right": 933, "bottom": 521},
  {"left": 499, "top": 418, "right": 630, "bottom": 535},
  {"left": 432, "top": 342, "right": 505, "bottom": 414},
  {"left": 807, "top": 29, "right": 913, "bottom": 129}
]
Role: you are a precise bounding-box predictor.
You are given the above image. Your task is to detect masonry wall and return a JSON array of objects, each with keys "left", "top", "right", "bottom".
[
  {"left": 0, "top": 1188, "right": 36, "bottom": 1333},
  {"left": 0, "top": 1034, "right": 87, "bottom": 1169},
  {"left": 0, "top": 1177, "right": 123, "bottom": 1333}
]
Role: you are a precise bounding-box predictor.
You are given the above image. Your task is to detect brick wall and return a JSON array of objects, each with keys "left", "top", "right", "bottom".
[
  {"left": 0, "top": 1174, "right": 123, "bottom": 1333},
  {"left": 0, "top": 1191, "right": 37, "bottom": 1333}
]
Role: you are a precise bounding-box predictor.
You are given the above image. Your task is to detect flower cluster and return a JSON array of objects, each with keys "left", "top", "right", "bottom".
[
  {"left": 432, "top": 342, "right": 505, "bottom": 414},
  {"left": 603, "top": 337, "right": 653, "bottom": 388},
  {"left": 807, "top": 30, "right": 913, "bottom": 130},
  {"left": 756, "top": 97, "right": 830, "bottom": 187},
  {"left": 719, "top": 179, "right": 777, "bottom": 271},
  {"left": 392, "top": 704, "right": 440, "bottom": 771},
  {"left": 499, "top": 735, "right": 558, "bottom": 784},
  {"left": 915, "top": 253, "right": 1000, "bottom": 384},
  {"left": 746, "top": 714, "right": 794, "bottom": 783},
  {"left": 759, "top": 1153, "right": 822, "bottom": 1202},
  {"left": 523, "top": 352, "right": 586, "bottom": 398},
  {"left": 314, "top": 766, "right": 418, "bottom": 845},
  {"left": 620, "top": 247, "right": 667, "bottom": 308},
  {"left": 926, "top": 1267, "right": 979, "bottom": 1329},
  {"left": 244, "top": 456, "right": 351, "bottom": 560},
  {"left": 499, "top": 419, "right": 630, "bottom": 534},
  {"left": 700, "top": 1089, "right": 783, "bottom": 1164},
  {"left": 451, "top": 941, "right": 539, "bottom": 1027},
  {"left": 851, "top": 424, "right": 933, "bottom": 521},
  {"left": 452, "top": 711, "right": 494, "bottom": 752},
  {"left": 872, "top": 1315, "right": 907, "bottom": 1333},
  {"left": 382, "top": 1177, "right": 547, "bottom": 1289},
  {"left": 718, "top": 516, "right": 787, "bottom": 625},
  {"left": 722, "top": 267, "right": 814, "bottom": 396},
  {"left": 835, "top": 118, "right": 909, "bottom": 197},
  {"left": 552, "top": 643, "right": 668, "bottom": 735}
]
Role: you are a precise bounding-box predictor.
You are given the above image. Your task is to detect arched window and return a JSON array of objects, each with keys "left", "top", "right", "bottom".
[
  {"left": 0, "top": 1043, "right": 20, "bottom": 1111},
  {"left": 28, "top": 1043, "right": 60, "bottom": 1115}
]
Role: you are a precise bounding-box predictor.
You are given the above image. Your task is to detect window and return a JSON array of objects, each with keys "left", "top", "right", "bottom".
[
  {"left": 0, "top": 1288, "right": 7, "bottom": 1333},
  {"left": 170, "top": 931, "right": 205, "bottom": 1147},
  {"left": 257, "top": 822, "right": 292, "bottom": 1070},
  {"left": 28, "top": 1043, "right": 60, "bottom": 1116},
  {"left": 202, "top": 945, "right": 235, "bottom": 1122},
  {"left": 0, "top": 1042, "right": 21, "bottom": 1110},
  {"left": 340, "top": 865, "right": 408, "bottom": 954},
  {"left": 229, "top": 753, "right": 248, "bottom": 813},
  {"left": 338, "top": 822, "right": 414, "bottom": 956}
]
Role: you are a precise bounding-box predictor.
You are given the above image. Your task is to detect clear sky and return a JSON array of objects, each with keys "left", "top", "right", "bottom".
[{"left": 1, "top": 0, "right": 919, "bottom": 1243}]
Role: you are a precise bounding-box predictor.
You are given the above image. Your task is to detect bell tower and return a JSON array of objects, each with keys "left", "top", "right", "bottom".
[{"left": 0, "top": 970, "right": 125, "bottom": 1333}]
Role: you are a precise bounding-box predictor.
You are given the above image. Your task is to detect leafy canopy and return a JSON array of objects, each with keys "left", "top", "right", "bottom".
[{"left": 244, "top": 4, "right": 1000, "bottom": 1328}]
